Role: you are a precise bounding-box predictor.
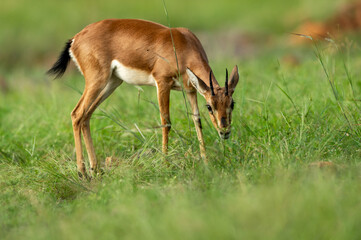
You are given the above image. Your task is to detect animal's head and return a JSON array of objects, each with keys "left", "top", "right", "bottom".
[{"left": 186, "top": 65, "right": 239, "bottom": 139}]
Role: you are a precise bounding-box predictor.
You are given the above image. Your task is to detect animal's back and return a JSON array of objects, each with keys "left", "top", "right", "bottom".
[{"left": 70, "top": 19, "right": 208, "bottom": 76}]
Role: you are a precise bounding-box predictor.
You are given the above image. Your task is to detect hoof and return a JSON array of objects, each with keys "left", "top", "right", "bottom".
[{"left": 77, "top": 171, "right": 90, "bottom": 181}]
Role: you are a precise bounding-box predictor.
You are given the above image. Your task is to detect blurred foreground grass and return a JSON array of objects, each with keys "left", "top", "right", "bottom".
[{"left": 1, "top": 0, "right": 361, "bottom": 239}]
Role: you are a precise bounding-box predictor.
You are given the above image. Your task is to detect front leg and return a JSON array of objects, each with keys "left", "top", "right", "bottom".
[
  {"left": 155, "top": 80, "right": 172, "bottom": 154},
  {"left": 186, "top": 91, "right": 207, "bottom": 162}
]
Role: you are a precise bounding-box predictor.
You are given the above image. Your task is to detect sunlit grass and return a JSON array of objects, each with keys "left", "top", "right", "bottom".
[{"left": 1, "top": 39, "right": 361, "bottom": 239}]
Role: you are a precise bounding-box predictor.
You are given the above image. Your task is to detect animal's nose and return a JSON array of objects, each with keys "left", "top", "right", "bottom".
[{"left": 219, "top": 130, "right": 231, "bottom": 139}]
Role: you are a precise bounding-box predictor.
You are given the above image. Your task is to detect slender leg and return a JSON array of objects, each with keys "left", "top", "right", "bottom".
[
  {"left": 70, "top": 71, "right": 115, "bottom": 178},
  {"left": 71, "top": 87, "right": 102, "bottom": 179},
  {"left": 71, "top": 91, "right": 88, "bottom": 179},
  {"left": 186, "top": 91, "right": 207, "bottom": 162},
  {"left": 156, "top": 80, "right": 172, "bottom": 154},
  {"left": 81, "top": 76, "right": 122, "bottom": 176}
]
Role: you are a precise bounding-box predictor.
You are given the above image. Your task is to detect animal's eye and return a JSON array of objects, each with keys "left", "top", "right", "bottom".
[
  {"left": 206, "top": 104, "right": 213, "bottom": 113},
  {"left": 230, "top": 101, "right": 235, "bottom": 110}
]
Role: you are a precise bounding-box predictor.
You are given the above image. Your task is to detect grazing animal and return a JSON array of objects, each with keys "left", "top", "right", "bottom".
[{"left": 47, "top": 19, "right": 239, "bottom": 178}]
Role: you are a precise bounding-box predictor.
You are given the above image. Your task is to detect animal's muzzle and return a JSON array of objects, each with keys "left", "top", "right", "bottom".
[{"left": 219, "top": 131, "right": 231, "bottom": 140}]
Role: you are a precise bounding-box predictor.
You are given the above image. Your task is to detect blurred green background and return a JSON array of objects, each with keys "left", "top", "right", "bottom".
[{"left": 0, "top": 0, "right": 348, "bottom": 69}]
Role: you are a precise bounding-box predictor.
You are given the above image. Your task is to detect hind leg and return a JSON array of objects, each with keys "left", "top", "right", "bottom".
[
  {"left": 71, "top": 69, "right": 121, "bottom": 178},
  {"left": 81, "top": 75, "right": 122, "bottom": 176},
  {"left": 71, "top": 90, "right": 88, "bottom": 179},
  {"left": 71, "top": 86, "right": 106, "bottom": 178}
]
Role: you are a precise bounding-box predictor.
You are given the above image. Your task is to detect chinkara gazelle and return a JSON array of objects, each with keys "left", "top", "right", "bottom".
[{"left": 48, "top": 19, "right": 239, "bottom": 179}]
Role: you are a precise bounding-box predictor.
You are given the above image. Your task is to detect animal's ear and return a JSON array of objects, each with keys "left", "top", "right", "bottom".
[
  {"left": 186, "top": 68, "right": 210, "bottom": 97},
  {"left": 228, "top": 65, "right": 239, "bottom": 95}
]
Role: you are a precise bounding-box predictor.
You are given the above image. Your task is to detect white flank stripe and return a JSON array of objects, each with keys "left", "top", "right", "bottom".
[{"left": 111, "top": 60, "right": 156, "bottom": 86}]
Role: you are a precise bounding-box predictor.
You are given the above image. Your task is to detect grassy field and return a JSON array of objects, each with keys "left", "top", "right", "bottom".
[{"left": 1, "top": 0, "right": 361, "bottom": 239}]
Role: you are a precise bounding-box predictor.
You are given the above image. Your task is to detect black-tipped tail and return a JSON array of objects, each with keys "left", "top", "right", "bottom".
[{"left": 47, "top": 39, "right": 72, "bottom": 79}]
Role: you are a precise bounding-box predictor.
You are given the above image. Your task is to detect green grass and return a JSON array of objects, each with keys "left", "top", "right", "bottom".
[
  {"left": 2, "top": 43, "right": 361, "bottom": 239},
  {"left": 1, "top": 0, "right": 361, "bottom": 239}
]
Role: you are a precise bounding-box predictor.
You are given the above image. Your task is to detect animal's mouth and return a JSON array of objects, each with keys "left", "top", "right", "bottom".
[{"left": 219, "top": 131, "right": 231, "bottom": 140}]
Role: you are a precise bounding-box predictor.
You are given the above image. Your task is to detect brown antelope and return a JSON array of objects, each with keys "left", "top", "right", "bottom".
[{"left": 48, "top": 19, "right": 239, "bottom": 178}]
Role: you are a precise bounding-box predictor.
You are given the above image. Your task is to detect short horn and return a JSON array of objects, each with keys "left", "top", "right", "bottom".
[
  {"left": 209, "top": 70, "right": 215, "bottom": 96},
  {"left": 225, "top": 68, "right": 229, "bottom": 96}
]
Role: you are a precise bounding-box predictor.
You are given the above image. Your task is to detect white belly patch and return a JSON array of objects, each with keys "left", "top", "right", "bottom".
[{"left": 111, "top": 60, "right": 156, "bottom": 86}]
